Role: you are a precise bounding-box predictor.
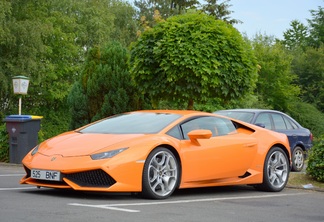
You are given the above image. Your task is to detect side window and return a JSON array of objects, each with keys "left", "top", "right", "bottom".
[
  {"left": 271, "top": 114, "right": 287, "bottom": 130},
  {"left": 180, "top": 116, "right": 236, "bottom": 140},
  {"left": 166, "top": 126, "right": 182, "bottom": 139},
  {"left": 283, "top": 116, "right": 298, "bottom": 130},
  {"left": 181, "top": 118, "right": 207, "bottom": 139},
  {"left": 255, "top": 113, "right": 272, "bottom": 129}
]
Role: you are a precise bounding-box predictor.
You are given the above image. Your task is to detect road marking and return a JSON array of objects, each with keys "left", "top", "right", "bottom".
[
  {"left": 0, "top": 174, "right": 32, "bottom": 191},
  {"left": 0, "top": 187, "right": 35, "bottom": 191},
  {"left": 0, "top": 174, "right": 24, "bottom": 177},
  {"left": 69, "top": 192, "right": 308, "bottom": 213},
  {"left": 69, "top": 203, "right": 140, "bottom": 212}
]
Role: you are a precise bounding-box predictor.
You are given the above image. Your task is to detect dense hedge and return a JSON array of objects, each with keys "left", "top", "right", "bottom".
[
  {"left": 288, "top": 101, "right": 324, "bottom": 138},
  {"left": 307, "top": 136, "right": 324, "bottom": 182},
  {"left": 0, "top": 123, "right": 9, "bottom": 162}
]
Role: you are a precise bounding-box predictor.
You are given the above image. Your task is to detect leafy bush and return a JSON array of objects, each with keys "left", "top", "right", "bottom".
[
  {"left": 307, "top": 136, "right": 324, "bottom": 182},
  {"left": 0, "top": 123, "right": 9, "bottom": 162},
  {"left": 287, "top": 101, "right": 324, "bottom": 138}
]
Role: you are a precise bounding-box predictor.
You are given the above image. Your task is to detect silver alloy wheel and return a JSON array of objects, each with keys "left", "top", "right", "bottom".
[
  {"left": 147, "top": 150, "right": 178, "bottom": 197},
  {"left": 266, "top": 150, "right": 289, "bottom": 189},
  {"left": 293, "top": 147, "right": 304, "bottom": 171}
]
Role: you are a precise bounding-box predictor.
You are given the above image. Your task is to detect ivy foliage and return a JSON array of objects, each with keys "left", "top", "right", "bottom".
[{"left": 130, "top": 11, "right": 258, "bottom": 109}]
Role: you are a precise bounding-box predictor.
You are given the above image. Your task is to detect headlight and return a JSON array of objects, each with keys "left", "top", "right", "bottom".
[
  {"left": 31, "top": 145, "right": 39, "bottom": 156},
  {"left": 91, "top": 148, "right": 128, "bottom": 160}
]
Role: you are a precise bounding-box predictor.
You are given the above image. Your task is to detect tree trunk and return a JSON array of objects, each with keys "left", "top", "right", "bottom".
[{"left": 187, "top": 99, "right": 194, "bottom": 110}]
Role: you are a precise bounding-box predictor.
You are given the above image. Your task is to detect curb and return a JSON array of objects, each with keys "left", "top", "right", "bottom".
[
  {"left": 0, "top": 162, "right": 22, "bottom": 167},
  {"left": 286, "top": 185, "right": 324, "bottom": 192}
]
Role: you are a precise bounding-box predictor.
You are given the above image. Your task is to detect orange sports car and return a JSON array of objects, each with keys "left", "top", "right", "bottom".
[{"left": 20, "top": 110, "right": 291, "bottom": 199}]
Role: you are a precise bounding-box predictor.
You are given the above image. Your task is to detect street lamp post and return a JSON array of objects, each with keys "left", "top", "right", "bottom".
[
  {"left": 5, "top": 75, "right": 42, "bottom": 164},
  {"left": 12, "top": 76, "right": 29, "bottom": 115}
]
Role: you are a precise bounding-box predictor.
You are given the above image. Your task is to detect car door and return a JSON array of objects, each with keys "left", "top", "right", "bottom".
[
  {"left": 179, "top": 116, "right": 258, "bottom": 182},
  {"left": 254, "top": 112, "right": 272, "bottom": 130},
  {"left": 271, "top": 113, "right": 298, "bottom": 149}
]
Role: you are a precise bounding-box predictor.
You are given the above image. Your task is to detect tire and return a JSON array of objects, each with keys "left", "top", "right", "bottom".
[
  {"left": 142, "top": 147, "right": 180, "bottom": 199},
  {"left": 255, "top": 147, "right": 290, "bottom": 192},
  {"left": 291, "top": 146, "right": 304, "bottom": 172}
]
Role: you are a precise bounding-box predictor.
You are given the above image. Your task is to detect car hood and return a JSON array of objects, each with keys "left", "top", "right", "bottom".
[{"left": 38, "top": 131, "right": 147, "bottom": 157}]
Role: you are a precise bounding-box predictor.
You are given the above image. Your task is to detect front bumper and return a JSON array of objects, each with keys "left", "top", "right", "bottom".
[{"left": 20, "top": 153, "right": 144, "bottom": 192}]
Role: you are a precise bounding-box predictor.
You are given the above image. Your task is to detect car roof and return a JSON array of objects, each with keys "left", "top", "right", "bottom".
[
  {"left": 215, "top": 109, "right": 306, "bottom": 128},
  {"left": 133, "top": 110, "right": 205, "bottom": 114},
  {"left": 130, "top": 110, "right": 215, "bottom": 117},
  {"left": 216, "top": 109, "right": 284, "bottom": 114}
]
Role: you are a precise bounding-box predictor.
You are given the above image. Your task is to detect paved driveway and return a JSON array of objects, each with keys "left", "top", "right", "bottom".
[{"left": 1, "top": 163, "right": 323, "bottom": 222}]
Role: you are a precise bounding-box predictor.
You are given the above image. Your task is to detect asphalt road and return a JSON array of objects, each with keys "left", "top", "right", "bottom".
[{"left": 1, "top": 163, "right": 323, "bottom": 222}]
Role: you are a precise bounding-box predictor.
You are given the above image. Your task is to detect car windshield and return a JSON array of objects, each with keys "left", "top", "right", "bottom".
[
  {"left": 218, "top": 111, "right": 254, "bottom": 123},
  {"left": 78, "top": 112, "right": 182, "bottom": 134}
]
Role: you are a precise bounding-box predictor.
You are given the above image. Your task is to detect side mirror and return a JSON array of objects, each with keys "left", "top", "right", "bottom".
[
  {"left": 187, "top": 129, "right": 212, "bottom": 146},
  {"left": 255, "top": 123, "right": 265, "bottom": 128}
]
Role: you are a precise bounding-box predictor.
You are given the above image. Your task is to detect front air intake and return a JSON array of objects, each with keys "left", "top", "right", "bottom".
[{"left": 65, "top": 169, "right": 116, "bottom": 187}]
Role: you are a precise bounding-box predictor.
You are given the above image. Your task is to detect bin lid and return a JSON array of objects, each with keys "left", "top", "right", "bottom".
[{"left": 3, "top": 115, "right": 43, "bottom": 122}]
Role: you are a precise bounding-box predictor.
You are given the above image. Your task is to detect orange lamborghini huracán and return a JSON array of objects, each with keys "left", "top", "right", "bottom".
[{"left": 21, "top": 110, "right": 291, "bottom": 199}]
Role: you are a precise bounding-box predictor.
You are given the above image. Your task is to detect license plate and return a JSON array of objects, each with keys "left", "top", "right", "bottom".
[{"left": 31, "top": 169, "right": 62, "bottom": 181}]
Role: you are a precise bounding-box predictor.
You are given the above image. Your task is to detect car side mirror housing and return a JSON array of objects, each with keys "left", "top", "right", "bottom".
[{"left": 188, "top": 129, "right": 212, "bottom": 146}]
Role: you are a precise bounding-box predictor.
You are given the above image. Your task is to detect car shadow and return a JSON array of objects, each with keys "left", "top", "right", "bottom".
[{"left": 19, "top": 185, "right": 258, "bottom": 201}]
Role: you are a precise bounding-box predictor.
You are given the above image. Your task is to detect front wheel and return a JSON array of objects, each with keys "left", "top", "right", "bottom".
[
  {"left": 142, "top": 147, "right": 180, "bottom": 199},
  {"left": 292, "top": 146, "right": 304, "bottom": 172},
  {"left": 255, "top": 147, "right": 290, "bottom": 192}
]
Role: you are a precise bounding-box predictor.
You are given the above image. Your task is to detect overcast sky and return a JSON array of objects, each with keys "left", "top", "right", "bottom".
[{"left": 229, "top": 0, "right": 323, "bottom": 39}]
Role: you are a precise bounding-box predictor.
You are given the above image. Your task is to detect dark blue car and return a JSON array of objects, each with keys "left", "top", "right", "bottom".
[{"left": 214, "top": 109, "right": 313, "bottom": 172}]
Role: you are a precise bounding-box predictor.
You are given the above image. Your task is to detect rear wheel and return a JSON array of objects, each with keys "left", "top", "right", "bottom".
[
  {"left": 142, "top": 147, "right": 180, "bottom": 199},
  {"left": 255, "top": 147, "right": 289, "bottom": 192},
  {"left": 292, "top": 146, "right": 304, "bottom": 172}
]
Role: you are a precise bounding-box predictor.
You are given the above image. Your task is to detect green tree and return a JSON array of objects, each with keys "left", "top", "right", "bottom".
[
  {"left": 134, "top": 0, "right": 199, "bottom": 32},
  {"left": 0, "top": 0, "right": 11, "bottom": 105},
  {"left": 282, "top": 20, "right": 309, "bottom": 50},
  {"left": 201, "top": 0, "right": 240, "bottom": 24},
  {"left": 130, "top": 12, "right": 258, "bottom": 109},
  {"left": 109, "top": 1, "right": 139, "bottom": 46},
  {"left": 73, "top": 0, "right": 137, "bottom": 49},
  {"left": 0, "top": 0, "right": 84, "bottom": 119},
  {"left": 307, "top": 5, "right": 324, "bottom": 48},
  {"left": 134, "top": 0, "right": 239, "bottom": 30},
  {"left": 67, "top": 81, "right": 89, "bottom": 130},
  {"left": 68, "top": 42, "right": 148, "bottom": 129},
  {"left": 134, "top": 0, "right": 198, "bottom": 20},
  {"left": 292, "top": 45, "right": 324, "bottom": 112},
  {"left": 0, "top": 0, "right": 140, "bottom": 162},
  {"left": 0, "top": 0, "right": 138, "bottom": 134},
  {"left": 0, "top": 0, "right": 87, "bottom": 139},
  {"left": 251, "top": 34, "right": 300, "bottom": 111}
]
